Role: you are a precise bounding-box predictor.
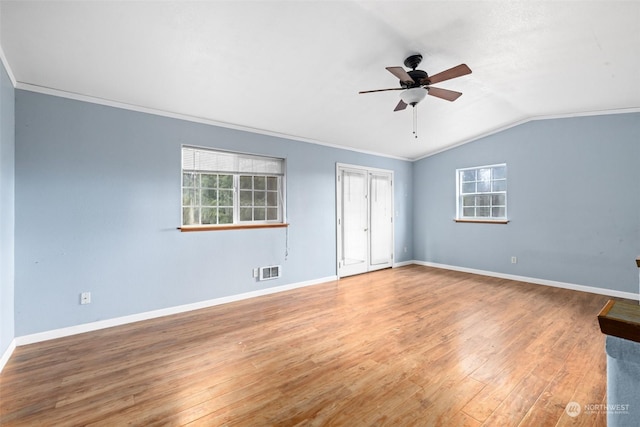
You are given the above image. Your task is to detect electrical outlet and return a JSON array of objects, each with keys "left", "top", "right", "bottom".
[
  {"left": 511, "top": 256, "right": 517, "bottom": 264},
  {"left": 252, "top": 268, "right": 259, "bottom": 278},
  {"left": 80, "top": 292, "right": 91, "bottom": 304}
]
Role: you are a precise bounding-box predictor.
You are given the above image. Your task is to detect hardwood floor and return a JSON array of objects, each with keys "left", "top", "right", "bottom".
[{"left": 0, "top": 265, "right": 622, "bottom": 426}]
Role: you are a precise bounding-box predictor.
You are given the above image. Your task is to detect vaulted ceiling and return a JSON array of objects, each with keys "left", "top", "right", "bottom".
[{"left": 1, "top": 1, "right": 639, "bottom": 159}]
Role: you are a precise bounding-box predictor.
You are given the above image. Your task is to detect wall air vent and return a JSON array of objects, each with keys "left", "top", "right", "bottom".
[{"left": 259, "top": 265, "right": 281, "bottom": 281}]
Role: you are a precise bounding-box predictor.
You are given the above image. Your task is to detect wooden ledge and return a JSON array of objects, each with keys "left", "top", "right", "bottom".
[
  {"left": 454, "top": 219, "right": 509, "bottom": 224},
  {"left": 178, "top": 223, "right": 289, "bottom": 232},
  {"left": 598, "top": 299, "right": 640, "bottom": 343}
]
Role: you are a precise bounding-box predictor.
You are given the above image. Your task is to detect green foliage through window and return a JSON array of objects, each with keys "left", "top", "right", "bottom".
[{"left": 181, "top": 146, "right": 285, "bottom": 226}]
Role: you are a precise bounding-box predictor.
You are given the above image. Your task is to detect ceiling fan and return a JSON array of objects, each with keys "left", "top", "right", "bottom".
[{"left": 359, "top": 54, "right": 472, "bottom": 112}]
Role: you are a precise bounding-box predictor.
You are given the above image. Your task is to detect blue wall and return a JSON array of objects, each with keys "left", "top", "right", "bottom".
[
  {"left": 0, "top": 60, "right": 15, "bottom": 355},
  {"left": 14, "top": 90, "right": 414, "bottom": 336},
  {"left": 10, "top": 88, "right": 640, "bottom": 339},
  {"left": 413, "top": 113, "right": 640, "bottom": 294}
]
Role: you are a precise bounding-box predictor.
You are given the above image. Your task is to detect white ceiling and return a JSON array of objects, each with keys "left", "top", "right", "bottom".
[{"left": 1, "top": 1, "right": 639, "bottom": 160}]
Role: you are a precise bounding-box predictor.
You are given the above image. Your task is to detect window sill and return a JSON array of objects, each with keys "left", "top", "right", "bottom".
[
  {"left": 178, "top": 223, "right": 289, "bottom": 232},
  {"left": 454, "top": 218, "right": 509, "bottom": 224}
]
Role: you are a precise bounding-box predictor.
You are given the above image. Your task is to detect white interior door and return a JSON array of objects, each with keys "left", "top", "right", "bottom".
[
  {"left": 369, "top": 172, "right": 393, "bottom": 270},
  {"left": 337, "top": 168, "right": 369, "bottom": 277},
  {"left": 337, "top": 164, "right": 393, "bottom": 278}
]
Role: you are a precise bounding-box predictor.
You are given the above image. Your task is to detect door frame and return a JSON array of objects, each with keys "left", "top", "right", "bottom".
[{"left": 336, "top": 163, "right": 394, "bottom": 278}]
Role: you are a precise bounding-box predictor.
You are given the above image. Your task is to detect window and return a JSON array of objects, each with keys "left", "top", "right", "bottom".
[
  {"left": 456, "top": 164, "right": 507, "bottom": 221},
  {"left": 182, "top": 146, "right": 285, "bottom": 227}
]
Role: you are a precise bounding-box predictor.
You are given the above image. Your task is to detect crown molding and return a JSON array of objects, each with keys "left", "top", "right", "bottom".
[
  {"left": 414, "top": 107, "right": 640, "bottom": 161},
  {"left": 15, "top": 82, "right": 412, "bottom": 162},
  {"left": 13, "top": 82, "right": 639, "bottom": 163},
  {"left": 0, "top": 45, "right": 17, "bottom": 87}
]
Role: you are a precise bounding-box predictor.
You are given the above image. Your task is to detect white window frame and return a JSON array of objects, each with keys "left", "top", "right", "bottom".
[
  {"left": 181, "top": 146, "right": 286, "bottom": 228},
  {"left": 456, "top": 163, "right": 507, "bottom": 223}
]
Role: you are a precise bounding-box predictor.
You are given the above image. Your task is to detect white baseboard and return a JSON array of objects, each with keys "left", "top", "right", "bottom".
[
  {"left": 413, "top": 260, "right": 640, "bottom": 301},
  {"left": 0, "top": 339, "right": 16, "bottom": 373},
  {"left": 13, "top": 263, "right": 638, "bottom": 348},
  {"left": 393, "top": 260, "right": 414, "bottom": 268},
  {"left": 16, "top": 275, "right": 337, "bottom": 347}
]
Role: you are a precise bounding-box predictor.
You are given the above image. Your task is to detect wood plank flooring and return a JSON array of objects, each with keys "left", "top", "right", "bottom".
[{"left": 0, "top": 265, "right": 623, "bottom": 426}]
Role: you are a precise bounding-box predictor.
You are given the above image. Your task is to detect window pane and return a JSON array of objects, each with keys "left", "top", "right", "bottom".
[
  {"left": 492, "top": 166, "right": 506, "bottom": 180},
  {"left": 461, "top": 170, "right": 476, "bottom": 182},
  {"left": 254, "top": 176, "right": 266, "bottom": 190},
  {"left": 477, "top": 181, "right": 491, "bottom": 192},
  {"left": 200, "top": 174, "right": 217, "bottom": 188},
  {"left": 477, "top": 207, "right": 490, "bottom": 217},
  {"left": 201, "top": 207, "right": 216, "bottom": 224},
  {"left": 240, "top": 176, "right": 253, "bottom": 190},
  {"left": 182, "top": 147, "right": 286, "bottom": 226},
  {"left": 477, "top": 195, "right": 490, "bottom": 206},
  {"left": 462, "top": 182, "right": 475, "bottom": 193},
  {"left": 183, "top": 172, "right": 197, "bottom": 187},
  {"left": 240, "top": 190, "right": 252, "bottom": 207},
  {"left": 267, "top": 192, "right": 278, "bottom": 207},
  {"left": 267, "top": 176, "right": 278, "bottom": 191},
  {"left": 492, "top": 180, "right": 507, "bottom": 192},
  {"left": 201, "top": 189, "right": 217, "bottom": 206},
  {"left": 218, "top": 208, "right": 233, "bottom": 224},
  {"left": 182, "top": 188, "right": 197, "bottom": 206},
  {"left": 456, "top": 164, "right": 507, "bottom": 221},
  {"left": 254, "top": 191, "right": 266, "bottom": 206},
  {"left": 183, "top": 207, "right": 199, "bottom": 225},
  {"left": 218, "top": 190, "right": 233, "bottom": 206},
  {"left": 219, "top": 174, "right": 233, "bottom": 189},
  {"left": 240, "top": 208, "right": 253, "bottom": 221},
  {"left": 267, "top": 208, "right": 278, "bottom": 220}
]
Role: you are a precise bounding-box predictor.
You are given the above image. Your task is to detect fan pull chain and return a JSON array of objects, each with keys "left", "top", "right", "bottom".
[{"left": 412, "top": 105, "right": 418, "bottom": 139}]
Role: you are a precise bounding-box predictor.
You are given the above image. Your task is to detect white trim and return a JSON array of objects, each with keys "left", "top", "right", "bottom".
[
  {"left": 413, "top": 260, "right": 639, "bottom": 301},
  {"left": 336, "top": 162, "right": 397, "bottom": 175},
  {"left": 0, "top": 339, "right": 16, "bottom": 373},
  {"left": 336, "top": 163, "right": 394, "bottom": 278},
  {"left": 393, "top": 260, "right": 414, "bottom": 268},
  {"left": 10, "top": 261, "right": 638, "bottom": 347},
  {"left": 414, "top": 107, "right": 640, "bottom": 161},
  {"left": 0, "top": 45, "right": 17, "bottom": 87},
  {"left": 14, "top": 84, "right": 639, "bottom": 163},
  {"left": 15, "top": 275, "right": 337, "bottom": 346},
  {"left": 15, "top": 83, "right": 412, "bottom": 162},
  {"left": 456, "top": 163, "right": 507, "bottom": 221}
]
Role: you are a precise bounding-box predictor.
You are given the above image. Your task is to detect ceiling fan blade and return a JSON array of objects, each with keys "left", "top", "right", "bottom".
[
  {"left": 386, "top": 66, "right": 415, "bottom": 84},
  {"left": 394, "top": 100, "right": 408, "bottom": 111},
  {"left": 425, "top": 64, "right": 472, "bottom": 85},
  {"left": 428, "top": 87, "right": 463, "bottom": 102},
  {"left": 359, "top": 88, "right": 405, "bottom": 94}
]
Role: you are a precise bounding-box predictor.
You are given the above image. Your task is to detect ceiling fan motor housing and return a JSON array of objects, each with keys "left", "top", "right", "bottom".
[
  {"left": 402, "top": 70, "right": 428, "bottom": 88},
  {"left": 404, "top": 54, "right": 423, "bottom": 69},
  {"left": 399, "top": 54, "right": 429, "bottom": 88}
]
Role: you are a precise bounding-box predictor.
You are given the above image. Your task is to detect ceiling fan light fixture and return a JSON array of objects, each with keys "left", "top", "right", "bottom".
[{"left": 399, "top": 87, "right": 427, "bottom": 106}]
